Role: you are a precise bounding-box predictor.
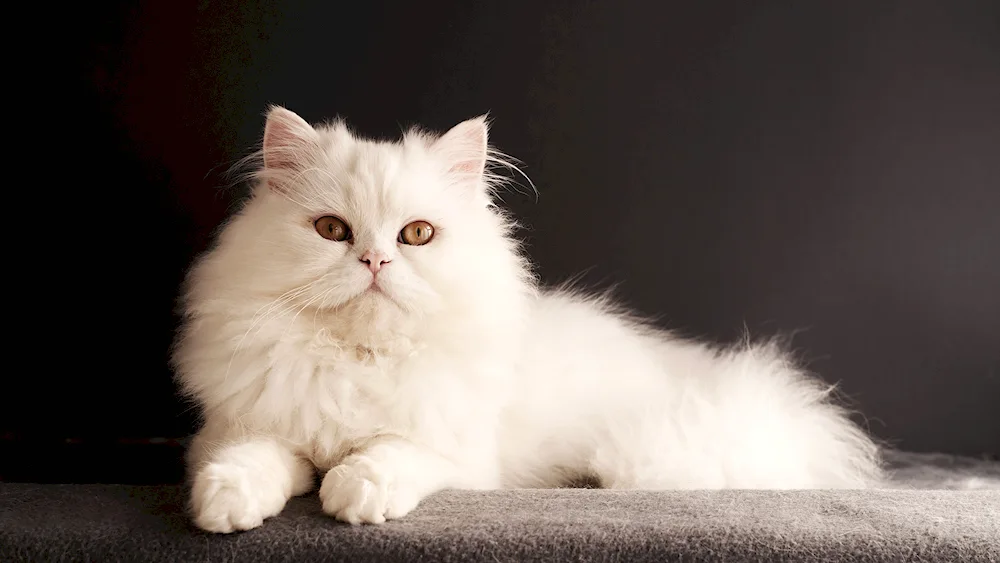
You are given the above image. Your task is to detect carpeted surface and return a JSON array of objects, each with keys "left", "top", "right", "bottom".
[{"left": 1, "top": 452, "right": 998, "bottom": 562}]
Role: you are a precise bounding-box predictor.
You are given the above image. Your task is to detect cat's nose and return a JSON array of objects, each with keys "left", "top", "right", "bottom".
[{"left": 359, "top": 250, "right": 391, "bottom": 274}]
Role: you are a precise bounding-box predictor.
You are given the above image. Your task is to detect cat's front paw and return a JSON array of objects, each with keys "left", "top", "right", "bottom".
[
  {"left": 190, "top": 462, "right": 286, "bottom": 533},
  {"left": 319, "top": 456, "right": 420, "bottom": 525}
]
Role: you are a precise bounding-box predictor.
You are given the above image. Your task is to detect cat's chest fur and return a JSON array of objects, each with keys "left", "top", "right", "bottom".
[
  {"left": 223, "top": 324, "right": 418, "bottom": 469},
  {"left": 192, "top": 302, "right": 509, "bottom": 471}
]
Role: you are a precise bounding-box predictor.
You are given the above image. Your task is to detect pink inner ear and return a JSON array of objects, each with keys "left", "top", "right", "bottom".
[
  {"left": 437, "top": 117, "right": 489, "bottom": 179},
  {"left": 263, "top": 122, "right": 300, "bottom": 171},
  {"left": 449, "top": 159, "right": 484, "bottom": 175},
  {"left": 262, "top": 108, "right": 317, "bottom": 172}
]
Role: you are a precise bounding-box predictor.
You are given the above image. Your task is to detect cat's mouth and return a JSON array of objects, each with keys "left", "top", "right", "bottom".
[
  {"left": 363, "top": 280, "right": 398, "bottom": 304},
  {"left": 343, "top": 276, "right": 409, "bottom": 312}
]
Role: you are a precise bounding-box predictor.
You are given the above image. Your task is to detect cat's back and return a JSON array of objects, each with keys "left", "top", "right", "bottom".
[
  {"left": 520, "top": 288, "right": 706, "bottom": 382},
  {"left": 510, "top": 288, "right": 881, "bottom": 489}
]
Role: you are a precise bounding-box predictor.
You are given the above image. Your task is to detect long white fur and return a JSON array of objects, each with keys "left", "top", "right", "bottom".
[{"left": 173, "top": 107, "right": 883, "bottom": 533}]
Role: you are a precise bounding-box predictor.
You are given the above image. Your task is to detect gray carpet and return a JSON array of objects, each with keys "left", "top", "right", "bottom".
[{"left": 1, "top": 451, "right": 998, "bottom": 563}]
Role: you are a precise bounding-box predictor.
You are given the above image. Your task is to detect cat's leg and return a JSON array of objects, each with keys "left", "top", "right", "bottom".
[
  {"left": 188, "top": 430, "right": 314, "bottom": 533},
  {"left": 319, "top": 435, "right": 461, "bottom": 525}
]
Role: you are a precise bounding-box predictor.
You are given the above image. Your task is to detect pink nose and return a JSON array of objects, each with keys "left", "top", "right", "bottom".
[{"left": 360, "top": 250, "right": 391, "bottom": 274}]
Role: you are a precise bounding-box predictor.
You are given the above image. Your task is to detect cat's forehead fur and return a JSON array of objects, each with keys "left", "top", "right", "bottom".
[{"left": 297, "top": 121, "right": 467, "bottom": 227}]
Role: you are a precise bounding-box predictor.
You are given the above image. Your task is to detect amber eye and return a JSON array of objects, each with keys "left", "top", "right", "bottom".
[
  {"left": 398, "top": 220, "right": 435, "bottom": 246},
  {"left": 314, "top": 216, "right": 351, "bottom": 242}
]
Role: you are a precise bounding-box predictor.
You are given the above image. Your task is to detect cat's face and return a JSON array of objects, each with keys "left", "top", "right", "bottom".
[{"left": 211, "top": 107, "right": 529, "bottom": 345}]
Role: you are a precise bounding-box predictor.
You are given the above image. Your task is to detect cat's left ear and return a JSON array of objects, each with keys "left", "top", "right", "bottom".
[
  {"left": 434, "top": 115, "right": 489, "bottom": 186},
  {"left": 261, "top": 106, "right": 322, "bottom": 192}
]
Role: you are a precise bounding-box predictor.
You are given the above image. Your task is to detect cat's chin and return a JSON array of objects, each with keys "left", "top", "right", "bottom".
[
  {"left": 325, "top": 290, "right": 420, "bottom": 353},
  {"left": 321, "top": 280, "right": 405, "bottom": 312},
  {"left": 365, "top": 284, "right": 392, "bottom": 299},
  {"left": 358, "top": 284, "right": 404, "bottom": 309},
  {"left": 337, "top": 287, "right": 408, "bottom": 321}
]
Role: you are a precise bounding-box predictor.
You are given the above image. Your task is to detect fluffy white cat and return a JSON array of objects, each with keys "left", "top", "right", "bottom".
[{"left": 172, "top": 106, "right": 882, "bottom": 533}]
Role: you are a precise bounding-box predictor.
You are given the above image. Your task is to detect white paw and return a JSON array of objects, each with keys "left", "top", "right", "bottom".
[
  {"left": 319, "top": 456, "right": 420, "bottom": 525},
  {"left": 190, "top": 462, "right": 285, "bottom": 533}
]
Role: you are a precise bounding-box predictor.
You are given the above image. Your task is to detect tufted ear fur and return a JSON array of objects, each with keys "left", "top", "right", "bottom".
[
  {"left": 261, "top": 106, "right": 322, "bottom": 191},
  {"left": 433, "top": 115, "right": 489, "bottom": 187}
]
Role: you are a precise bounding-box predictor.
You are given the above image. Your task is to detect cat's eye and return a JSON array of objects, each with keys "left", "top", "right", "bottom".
[
  {"left": 398, "top": 220, "right": 435, "bottom": 246},
  {"left": 314, "top": 216, "right": 351, "bottom": 242}
]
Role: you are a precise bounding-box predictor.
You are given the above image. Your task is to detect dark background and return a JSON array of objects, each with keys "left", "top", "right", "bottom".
[{"left": 4, "top": 0, "right": 997, "bottom": 483}]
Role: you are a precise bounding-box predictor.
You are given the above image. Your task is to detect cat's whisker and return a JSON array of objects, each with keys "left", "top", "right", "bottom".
[
  {"left": 486, "top": 148, "right": 538, "bottom": 202},
  {"left": 225, "top": 274, "right": 335, "bottom": 382},
  {"left": 281, "top": 287, "right": 337, "bottom": 340},
  {"left": 251, "top": 282, "right": 321, "bottom": 323},
  {"left": 251, "top": 286, "right": 313, "bottom": 323},
  {"left": 245, "top": 282, "right": 330, "bottom": 338},
  {"left": 311, "top": 288, "right": 340, "bottom": 327}
]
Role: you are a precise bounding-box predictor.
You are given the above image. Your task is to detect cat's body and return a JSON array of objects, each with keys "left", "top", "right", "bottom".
[{"left": 173, "top": 107, "right": 881, "bottom": 533}]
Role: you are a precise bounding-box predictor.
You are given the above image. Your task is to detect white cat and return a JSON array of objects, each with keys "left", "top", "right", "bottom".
[{"left": 173, "top": 107, "right": 882, "bottom": 533}]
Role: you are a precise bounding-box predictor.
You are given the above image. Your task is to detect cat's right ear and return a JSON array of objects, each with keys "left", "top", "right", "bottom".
[
  {"left": 433, "top": 116, "right": 490, "bottom": 191},
  {"left": 262, "top": 106, "right": 321, "bottom": 190}
]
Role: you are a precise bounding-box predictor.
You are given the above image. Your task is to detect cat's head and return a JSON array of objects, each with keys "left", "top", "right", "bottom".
[{"left": 192, "top": 107, "right": 533, "bottom": 350}]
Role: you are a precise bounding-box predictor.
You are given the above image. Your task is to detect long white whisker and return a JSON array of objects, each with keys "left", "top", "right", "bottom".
[
  {"left": 224, "top": 273, "right": 336, "bottom": 381},
  {"left": 282, "top": 288, "right": 337, "bottom": 340}
]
